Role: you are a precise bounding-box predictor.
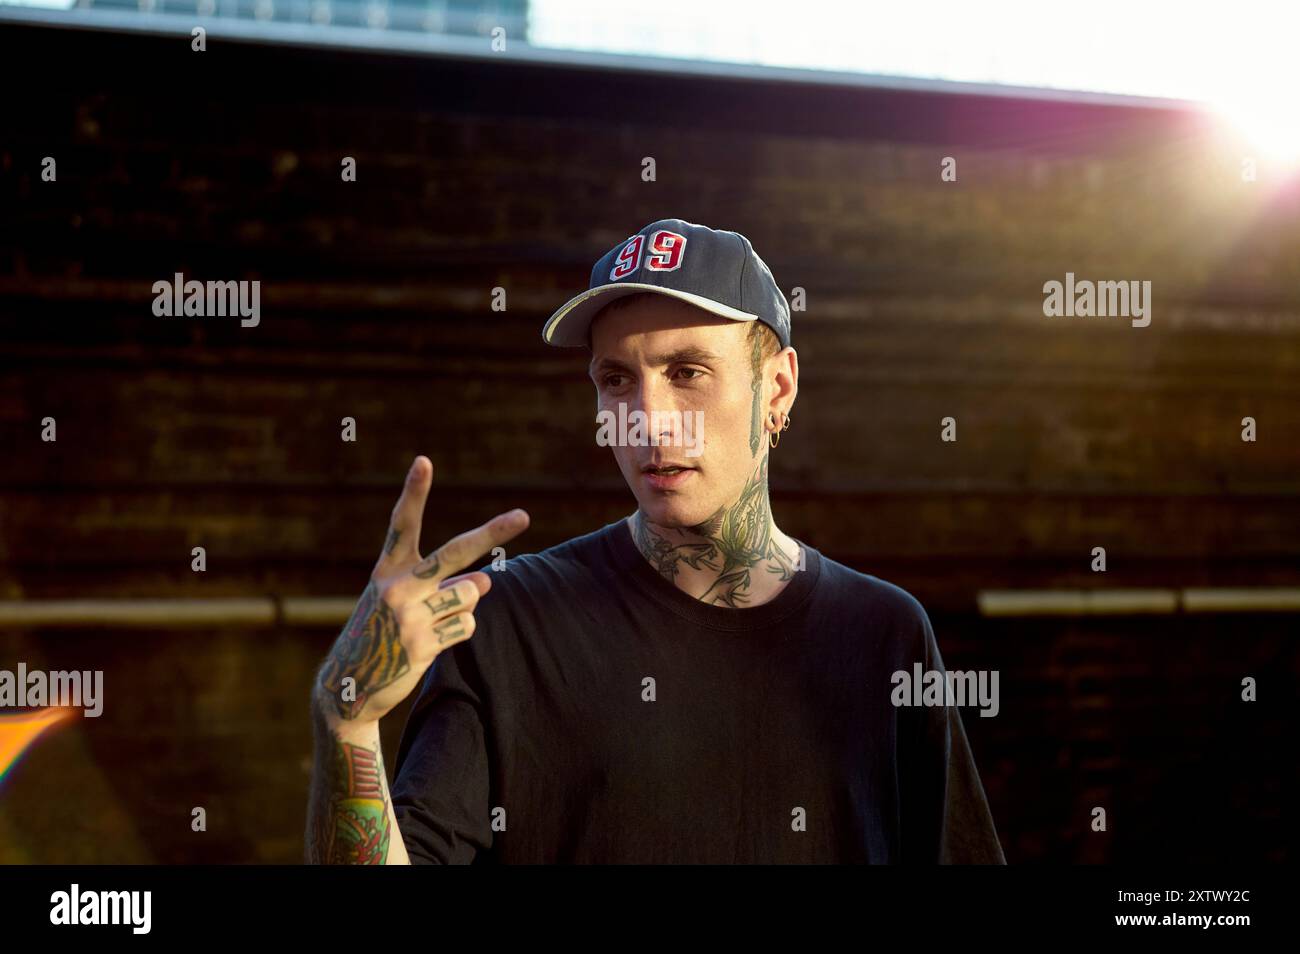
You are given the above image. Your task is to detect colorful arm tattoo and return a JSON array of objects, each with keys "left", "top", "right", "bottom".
[
  {"left": 317, "top": 581, "right": 410, "bottom": 721},
  {"left": 308, "top": 720, "right": 393, "bottom": 865},
  {"left": 324, "top": 738, "right": 391, "bottom": 865}
]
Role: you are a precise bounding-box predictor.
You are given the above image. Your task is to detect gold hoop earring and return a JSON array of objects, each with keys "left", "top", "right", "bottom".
[{"left": 769, "top": 411, "right": 788, "bottom": 449}]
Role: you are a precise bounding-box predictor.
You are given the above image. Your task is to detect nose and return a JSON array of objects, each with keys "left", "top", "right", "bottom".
[{"left": 633, "top": 376, "right": 684, "bottom": 449}]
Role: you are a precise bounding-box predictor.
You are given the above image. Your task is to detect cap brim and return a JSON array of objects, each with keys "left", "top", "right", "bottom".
[{"left": 541, "top": 283, "right": 760, "bottom": 348}]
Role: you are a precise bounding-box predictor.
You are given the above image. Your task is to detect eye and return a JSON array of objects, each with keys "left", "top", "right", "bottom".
[
  {"left": 675, "top": 367, "right": 705, "bottom": 381},
  {"left": 601, "top": 373, "right": 628, "bottom": 389}
]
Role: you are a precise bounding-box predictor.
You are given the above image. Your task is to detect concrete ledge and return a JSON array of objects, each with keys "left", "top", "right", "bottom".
[{"left": 978, "top": 587, "right": 1300, "bottom": 617}]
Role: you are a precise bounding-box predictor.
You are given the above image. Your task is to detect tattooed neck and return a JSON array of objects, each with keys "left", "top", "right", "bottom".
[{"left": 628, "top": 454, "right": 801, "bottom": 608}]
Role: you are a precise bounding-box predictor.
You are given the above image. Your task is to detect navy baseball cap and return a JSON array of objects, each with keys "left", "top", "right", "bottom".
[{"left": 541, "top": 218, "right": 791, "bottom": 350}]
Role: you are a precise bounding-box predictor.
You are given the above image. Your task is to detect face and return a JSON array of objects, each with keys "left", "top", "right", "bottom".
[{"left": 588, "top": 295, "right": 776, "bottom": 529}]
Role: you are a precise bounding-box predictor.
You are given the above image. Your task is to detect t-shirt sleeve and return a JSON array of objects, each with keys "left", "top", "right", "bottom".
[
  {"left": 389, "top": 635, "right": 494, "bottom": 864},
  {"left": 899, "top": 605, "right": 1007, "bottom": 864}
]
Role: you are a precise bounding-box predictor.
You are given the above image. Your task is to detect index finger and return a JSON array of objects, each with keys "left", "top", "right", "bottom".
[
  {"left": 412, "top": 509, "right": 530, "bottom": 583},
  {"left": 376, "top": 455, "right": 432, "bottom": 569}
]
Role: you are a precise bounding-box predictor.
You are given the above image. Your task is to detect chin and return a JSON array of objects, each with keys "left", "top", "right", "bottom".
[{"left": 635, "top": 495, "right": 709, "bottom": 529}]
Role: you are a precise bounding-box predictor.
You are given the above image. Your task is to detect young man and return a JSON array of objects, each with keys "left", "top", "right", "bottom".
[{"left": 306, "top": 218, "right": 1005, "bottom": 864}]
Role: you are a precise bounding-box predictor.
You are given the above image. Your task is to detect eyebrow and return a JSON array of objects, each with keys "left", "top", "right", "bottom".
[{"left": 589, "top": 347, "right": 723, "bottom": 379}]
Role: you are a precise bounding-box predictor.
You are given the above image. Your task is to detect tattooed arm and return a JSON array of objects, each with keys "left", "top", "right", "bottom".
[
  {"left": 304, "top": 455, "right": 529, "bottom": 864},
  {"left": 306, "top": 582, "right": 475, "bottom": 865},
  {"left": 307, "top": 703, "right": 406, "bottom": 864}
]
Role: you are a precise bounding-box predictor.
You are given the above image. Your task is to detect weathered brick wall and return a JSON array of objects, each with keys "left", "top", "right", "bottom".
[{"left": 1, "top": 21, "right": 1295, "bottom": 862}]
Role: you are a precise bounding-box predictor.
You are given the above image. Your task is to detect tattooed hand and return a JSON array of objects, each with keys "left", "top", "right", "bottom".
[
  {"left": 313, "top": 455, "right": 530, "bottom": 728},
  {"left": 306, "top": 455, "right": 528, "bottom": 864}
]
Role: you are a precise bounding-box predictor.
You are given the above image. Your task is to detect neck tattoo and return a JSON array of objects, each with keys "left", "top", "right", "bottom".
[{"left": 629, "top": 454, "right": 801, "bottom": 607}]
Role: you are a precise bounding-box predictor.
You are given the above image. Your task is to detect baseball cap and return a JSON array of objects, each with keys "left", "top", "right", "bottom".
[{"left": 541, "top": 218, "right": 791, "bottom": 350}]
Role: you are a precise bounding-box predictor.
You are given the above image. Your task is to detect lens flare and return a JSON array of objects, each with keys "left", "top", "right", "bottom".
[
  {"left": 0, "top": 708, "right": 74, "bottom": 784},
  {"left": 1212, "top": 91, "right": 1300, "bottom": 165}
]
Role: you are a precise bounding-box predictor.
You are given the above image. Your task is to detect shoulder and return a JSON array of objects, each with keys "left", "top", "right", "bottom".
[
  {"left": 816, "top": 552, "right": 932, "bottom": 627},
  {"left": 492, "top": 523, "right": 609, "bottom": 577},
  {"left": 471, "top": 523, "right": 613, "bottom": 607},
  {"left": 812, "top": 552, "right": 936, "bottom": 661}
]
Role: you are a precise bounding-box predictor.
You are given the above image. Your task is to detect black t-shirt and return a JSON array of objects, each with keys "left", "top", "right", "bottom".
[{"left": 391, "top": 518, "right": 1005, "bottom": 863}]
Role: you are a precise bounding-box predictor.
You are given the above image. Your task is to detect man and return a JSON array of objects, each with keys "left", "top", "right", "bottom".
[{"left": 306, "top": 218, "right": 1006, "bottom": 864}]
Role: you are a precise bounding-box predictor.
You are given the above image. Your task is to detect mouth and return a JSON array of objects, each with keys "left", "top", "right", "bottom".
[{"left": 641, "top": 463, "right": 697, "bottom": 490}]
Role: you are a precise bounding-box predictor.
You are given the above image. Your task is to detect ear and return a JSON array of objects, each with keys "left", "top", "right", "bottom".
[{"left": 767, "top": 346, "right": 798, "bottom": 418}]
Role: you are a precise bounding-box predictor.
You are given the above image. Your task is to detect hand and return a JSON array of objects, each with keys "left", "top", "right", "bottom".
[{"left": 313, "top": 455, "right": 529, "bottom": 728}]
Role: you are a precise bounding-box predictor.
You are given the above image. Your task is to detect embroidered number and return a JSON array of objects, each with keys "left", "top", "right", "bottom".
[
  {"left": 646, "top": 230, "right": 686, "bottom": 271},
  {"left": 609, "top": 229, "right": 687, "bottom": 279},
  {"left": 610, "top": 235, "right": 644, "bottom": 279}
]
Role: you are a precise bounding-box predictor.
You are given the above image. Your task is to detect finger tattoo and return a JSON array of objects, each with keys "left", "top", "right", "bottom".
[
  {"left": 383, "top": 527, "right": 401, "bottom": 556},
  {"left": 434, "top": 615, "right": 468, "bottom": 646},
  {"left": 412, "top": 552, "right": 442, "bottom": 579},
  {"left": 422, "top": 587, "right": 464, "bottom": 618}
]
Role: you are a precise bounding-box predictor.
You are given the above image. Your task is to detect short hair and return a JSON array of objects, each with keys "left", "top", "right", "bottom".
[
  {"left": 745, "top": 316, "right": 781, "bottom": 384},
  {"left": 586, "top": 293, "right": 782, "bottom": 384}
]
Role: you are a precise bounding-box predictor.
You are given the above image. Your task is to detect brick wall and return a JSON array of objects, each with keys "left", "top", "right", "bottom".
[{"left": 1, "top": 21, "right": 1296, "bottom": 862}]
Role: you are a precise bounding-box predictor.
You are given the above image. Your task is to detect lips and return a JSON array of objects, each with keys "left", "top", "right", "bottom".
[{"left": 641, "top": 462, "right": 696, "bottom": 491}]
